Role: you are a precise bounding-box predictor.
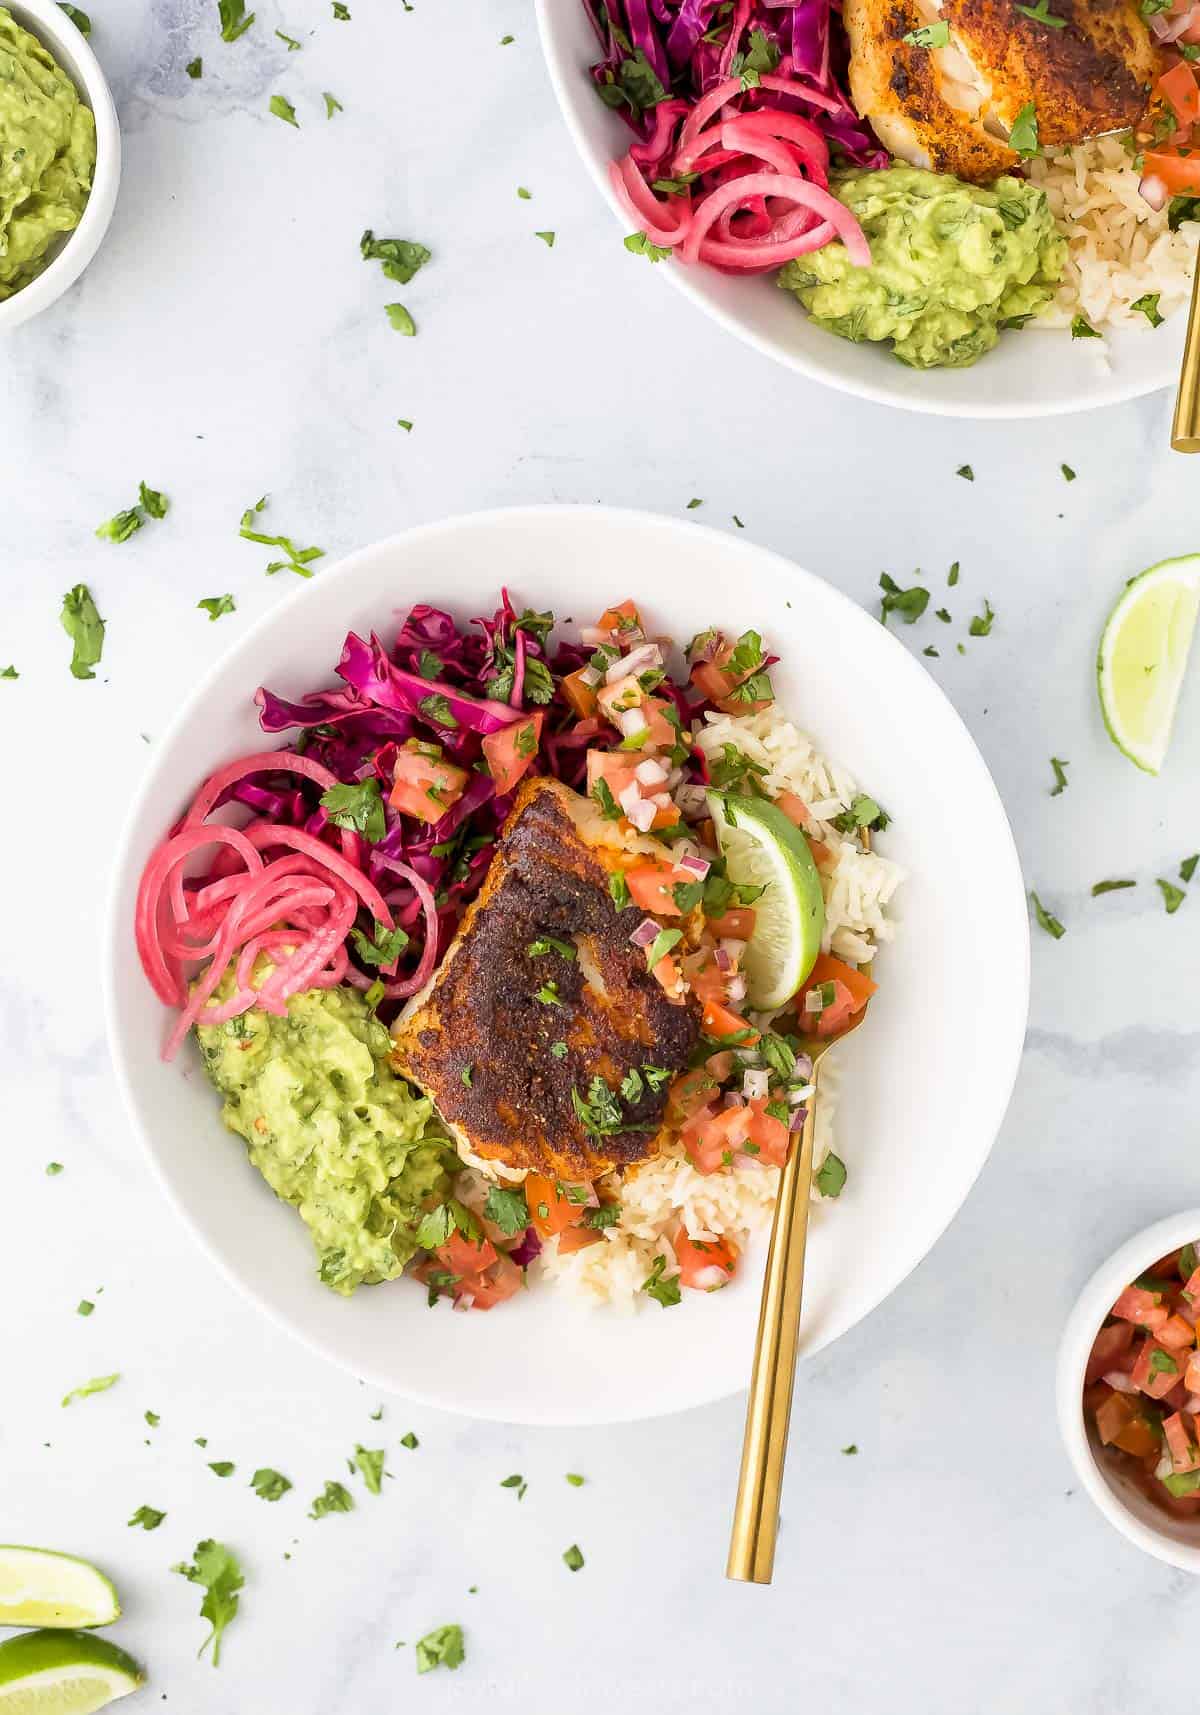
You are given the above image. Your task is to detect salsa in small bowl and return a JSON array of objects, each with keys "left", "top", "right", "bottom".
[{"left": 1058, "top": 1212, "right": 1200, "bottom": 1573}]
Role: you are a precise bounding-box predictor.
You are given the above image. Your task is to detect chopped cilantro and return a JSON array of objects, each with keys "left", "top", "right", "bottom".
[
  {"left": 1132, "top": 292, "right": 1164, "bottom": 328},
  {"left": 61, "top": 1373, "right": 118, "bottom": 1407},
  {"left": 535, "top": 230, "right": 556, "bottom": 247},
  {"left": 1062, "top": 463, "right": 1076, "bottom": 482},
  {"left": 528, "top": 935, "right": 575, "bottom": 959},
  {"left": 483, "top": 1186, "right": 529, "bottom": 1237},
  {"left": 217, "top": 0, "right": 254, "bottom": 41},
  {"left": 879, "top": 572, "right": 929, "bottom": 626},
  {"left": 815, "top": 1152, "right": 847, "bottom": 1198},
  {"left": 275, "top": 26, "right": 301, "bottom": 47},
  {"left": 562, "top": 1543, "right": 585, "bottom": 1571},
  {"left": 969, "top": 599, "right": 995, "bottom": 637},
  {"left": 500, "top": 1474, "right": 527, "bottom": 1498},
  {"left": 592, "top": 778, "right": 621, "bottom": 820},
  {"left": 1008, "top": 101, "right": 1039, "bottom": 157},
  {"left": 624, "top": 230, "right": 671, "bottom": 262},
  {"left": 360, "top": 231, "right": 430, "bottom": 284},
  {"left": 1049, "top": 757, "right": 1069, "bottom": 796},
  {"left": 948, "top": 561, "right": 960, "bottom": 585},
  {"left": 1157, "top": 878, "right": 1186, "bottom": 914},
  {"left": 1015, "top": 0, "right": 1065, "bottom": 23},
  {"left": 309, "top": 1480, "right": 354, "bottom": 1519},
  {"left": 415, "top": 1624, "right": 464, "bottom": 1674},
  {"left": 208, "top": 1461, "right": 235, "bottom": 1478},
  {"left": 172, "top": 1539, "right": 244, "bottom": 1666},
  {"left": 549, "top": 1040, "right": 568, "bottom": 1059},
  {"left": 902, "top": 19, "right": 949, "bottom": 44},
  {"left": 46, "top": 1162, "right": 63, "bottom": 1175},
  {"left": 250, "top": 1467, "right": 292, "bottom": 1501},
  {"left": 268, "top": 93, "right": 298, "bottom": 126},
  {"left": 1092, "top": 878, "right": 1136, "bottom": 896},
  {"left": 582, "top": 1203, "right": 621, "bottom": 1229},
  {"left": 831, "top": 794, "right": 890, "bottom": 834},
  {"left": 1030, "top": 890, "right": 1065, "bottom": 939},
  {"left": 400, "top": 1431, "right": 418, "bottom": 1449},
  {"left": 535, "top": 981, "right": 562, "bottom": 1006},
  {"left": 642, "top": 1254, "right": 681, "bottom": 1307},
  {"left": 61, "top": 584, "right": 105, "bottom": 680},
  {"left": 645, "top": 926, "right": 683, "bottom": 969},
  {"left": 386, "top": 303, "right": 416, "bottom": 335},
  {"left": 198, "top": 594, "right": 235, "bottom": 622},
  {"left": 323, "top": 91, "right": 342, "bottom": 117},
  {"left": 566, "top": 1472, "right": 585, "bottom": 1486},
  {"left": 128, "top": 1505, "right": 165, "bottom": 1530},
  {"left": 956, "top": 465, "right": 974, "bottom": 481},
  {"left": 319, "top": 779, "right": 385, "bottom": 842},
  {"left": 1181, "top": 854, "right": 1199, "bottom": 883},
  {"left": 144, "top": 1410, "right": 160, "bottom": 1427},
  {"left": 76, "top": 1299, "right": 94, "bottom": 1317},
  {"left": 1071, "top": 314, "right": 1101, "bottom": 340},
  {"left": 353, "top": 1445, "right": 387, "bottom": 1495},
  {"left": 187, "top": 56, "right": 202, "bottom": 75}
]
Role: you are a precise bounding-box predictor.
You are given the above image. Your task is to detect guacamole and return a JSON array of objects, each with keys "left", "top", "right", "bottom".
[
  {"left": 0, "top": 4, "right": 96, "bottom": 301},
  {"left": 197, "top": 985, "right": 455, "bottom": 1295},
  {"left": 779, "top": 166, "right": 1066, "bottom": 370}
]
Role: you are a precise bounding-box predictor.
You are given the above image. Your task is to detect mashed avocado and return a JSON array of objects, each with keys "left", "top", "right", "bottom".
[
  {"left": 779, "top": 166, "right": 1066, "bottom": 369},
  {"left": 197, "top": 985, "right": 455, "bottom": 1295},
  {"left": 0, "top": 5, "right": 96, "bottom": 300}
]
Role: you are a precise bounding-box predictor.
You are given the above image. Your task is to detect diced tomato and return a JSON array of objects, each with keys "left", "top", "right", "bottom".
[
  {"left": 587, "top": 749, "right": 639, "bottom": 804},
  {"left": 1159, "top": 1313, "right": 1196, "bottom": 1351},
  {"left": 1085, "top": 1320, "right": 1136, "bottom": 1385},
  {"left": 681, "top": 1104, "right": 745, "bottom": 1174},
  {"left": 691, "top": 659, "right": 736, "bottom": 703},
  {"left": 561, "top": 667, "right": 598, "bottom": 719},
  {"left": 481, "top": 712, "right": 543, "bottom": 796},
  {"left": 684, "top": 952, "right": 728, "bottom": 1009},
  {"left": 1142, "top": 149, "right": 1200, "bottom": 193},
  {"left": 525, "top": 1174, "right": 584, "bottom": 1239},
  {"left": 803, "top": 978, "right": 857, "bottom": 1039},
  {"left": 798, "top": 952, "right": 878, "bottom": 1017},
  {"left": 627, "top": 862, "right": 682, "bottom": 916},
  {"left": 596, "top": 599, "right": 641, "bottom": 636},
  {"left": 435, "top": 1230, "right": 498, "bottom": 1276},
  {"left": 652, "top": 953, "right": 683, "bottom": 996},
  {"left": 1187, "top": 1349, "right": 1200, "bottom": 1393},
  {"left": 675, "top": 1229, "right": 738, "bottom": 1291},
  {"left": 704, "top": 1050, "right": 734, "bottom": 1081},
  {"left": 707, "top": 907, "right": 756, "bottom": 940},
  {"left": 390, "top": 743, "right": 469, "bottom": 825},
  {"left": 1164, "top": 1410, "right": 1200, "bottom": 1473},
  {"left": 596, "top": 674, "right": 644, "bottom": 723},
  {"left": 1159, "top": 60, "right": 1200, "bottom": 127},
  {"left": 1095, "top": 1390, "right": 1161, "bottom": 1458},
  {"left": 1131, "top": 1338, "right": 1184, "bottom": 1399},
  {"left": 701, "top": 999, "right": 760, "bottom": 1045},
  {"left": 640, "top": 697, "right": 679, "bottom": 750},
  {"left": 776, "top": 790, "right": 815, "bottom": 832},
  {"left": 666, "top": 1068, "right": 719, "bottom": 1124},
  {"left": 557, "top": 1224, "right": 603, "bottom": 1255},
  {"left": 467, "top": 1253, "right": 524, "bottom": 1309},
  {"left": 744, "top": 1097, "right": 790, "bottom": 1168},
  {"left": 808, "top": 838, "right": 834, "bottom": 869},
  {"left": 650, "top": 803, "right": 680, "bottom": 831},
  {"left": 1111, "top": 1284, "right": 1170, "bottom": 1331},
  {"left": 1182, "top": 1265, "right": 1200, "bottom": 1309}
]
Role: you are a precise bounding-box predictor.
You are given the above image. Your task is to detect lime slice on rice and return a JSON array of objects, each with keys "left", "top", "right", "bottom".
[
  {"left": 0, "top": 1630, "right": 142, "bottom": 1713},
  {"left": 1098, "top": 555, "right": 1200, "bottom": 774},
  {"left": 0, "top": 1550, "right": 119, "bottom": 1631},
  {"left": 706, "top": 791, "right": 825, "bottom": 1010}
]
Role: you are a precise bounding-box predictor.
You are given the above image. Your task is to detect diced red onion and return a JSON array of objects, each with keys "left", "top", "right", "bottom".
[
  {"left": 580, "top": 626, "right": 610, "bottom": 646},
  {"left": 627, "top": 798, "right": 658, "bottom": 833},
  {"left": 726, "top": 973, "right": 747, "bottom": 1003},
  {"left": 578, "top": 665, "right": 601, "bottom": 688},
  {"left": 676, "top": 853, "right": 710, "bottom": 879},
  {"left": 713, "top": 945, "right": 732, "bottom": 974},
  {"left": 635, "top": 757, "right": 669, "bottom": 787},
  {"left": 789, "top": 1107, "right": 808, "bottom": 1133},
  {"left": 743, "top": 1068, "right": 769, "bottom": 1101},
  {"left": 1156, "top": 1451, "right": 1174, "bottom": 1480},
  {"left": 719, "top": 936, "right": 747, "bottom": 964},
  {"left": 675, "top": 784, "right": 710, "bottom": 821},
  {"left": 689, "top": 1263, "right": 731, "bottom": 1290},
  {"left": 722, "top": 1090, "right": 744, "bottom": 1110},
  {"left": 610, "top": 641, "right": 663, "bottom": 683},
  {"left": 1140, "top": 173, "right": 1168, "bottom": 212},
  {"left": 788, "top": 1084, "right": 811, "bottom": 1106},
  {"left": 452, "top": 1292, "right": 475, "bottom": 1313},
  {"left": 1103, "top": 1370, "right": 1139, "bottom": 1394},
  {"left": 617, "top": 706, "right": 649, "bottom": 740},
  {"left": 792, "top": 1053, "right": 814, "bottom": 1080},
  {"left": 630, "top": 916, "right": 661, "bottom": 949}
]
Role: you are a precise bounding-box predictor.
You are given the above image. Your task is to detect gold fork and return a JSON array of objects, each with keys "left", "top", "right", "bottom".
[{"left": 726, "top": 829, "right": 873, "bottom": 1585}]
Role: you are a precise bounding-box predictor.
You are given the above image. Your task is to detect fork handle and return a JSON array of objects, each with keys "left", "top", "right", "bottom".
[
  {"left": 1173, "top": 261, "right": 1200, "bottom": 454},
  {"left": 725, "top": 1080, "right": 818, "bottom": 1584}
]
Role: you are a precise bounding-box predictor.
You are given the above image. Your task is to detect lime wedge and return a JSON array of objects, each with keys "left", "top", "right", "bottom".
[
  {"left": 707, "top": 791, "right": 825, "bottom": 1009},
  {"left": 1098, "top": 555, "right": 1200, "bottom": 774},
  {"left": 0, "top": 1631, "right": 142, "bottom": 1713},
  {"left": 0, "top": 1551, "right": 119, "bottom": 1631}
]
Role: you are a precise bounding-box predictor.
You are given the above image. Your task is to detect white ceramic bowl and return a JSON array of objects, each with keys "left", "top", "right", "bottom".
[
  {"left": 534, "top": 0, "right": 1185, "bottom": 419},
  {"left": 105, "top": 505, "right": 1029, "bottom": 1425},
  {"left": 1057, "top": 1210, "right": 1200, "bottom": 1573},
  {"left": 0, "top": 0, "right": 120, "bottom": 333}
]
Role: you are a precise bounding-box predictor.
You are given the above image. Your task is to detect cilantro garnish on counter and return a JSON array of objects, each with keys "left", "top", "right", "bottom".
[
  {"left": 61, "top": 584, "right": 105, "bottom": 680},
  {"left": 173, "top": 1539, "right": 244, "bottom": 1666},
  {"left": 361, "top": 231, "right": 430, "bottom": 284},
  {"left": 562, "top": 1544, "right": 585, "bottom": 1571},
  {"left": 400, "top": 1431, "right": 418, "bottom": 1450},
  {"left": 956, "top": 464, "right": 974, "bottom": 481},
  {"left": 250, "top": 1468, "right": 291, "bottom": 1501},
  {"left": 1157, "top": 878, "right": 1186, "bottom": 914},
  {"left": 968, "top": 599, "right": 995, "bottom": 637},
  {"left": 309, "top": 1480, "right": 354, "bottom": 1519},
  {"left": 198, "top": 594, "right": 235, "bottom": 621},
  {"left": 61, "top": 1373, "right": 118, "bottom": 1407},
  {"left": 500, "top": 1473, "right": 527, "bottom": 1498},
  {"left": 386, "top": 303, "right": 416, "bottom": 335},
  {"left": 1030, "top": 890, "right": 1065, "bottom": 939},
  {"left": 128, "top": 1505, "right": 165, "bottom": 1530},
  {"left": 1049, "top": 757, "right": 1069, "bottom": 796},
  {"left": 535, "top": 230, "right": 556, "bottom": 247},
  {"left": 239, "top": 497, "right": 324, "bottom": 577},
  {"left": 879, "top": 572, "right": 929, "bottom": 626},
  {"left": 353, "top": 1445, "right": 387, "bottom": 1494},
  {"left": 815, "top": 1151, "right": 847, "bottom": 1198},
  {"left": 269, "top": 94, "right": 298, "bottom": 127},
  {"left": 642, "top": 1254, "right": 681, "bottom": 1307},
  {"left": 1092, "top": 878, "right": 1135, "bottom": 896},
  {"left": 1181, "top": 854, "right": 1199, "bottom": 883},
  {"left": 208, "top": 1461, "right": 235, "bottom": 1478},
  {"left": 415, "top": 1624, "right": 464, "bottom": 1674},
  {"left": 218, "top": 0, "right": 254, "bottom": 40},
  {"left": 323, "top": 91, "right": 342, "bottom": 117}
]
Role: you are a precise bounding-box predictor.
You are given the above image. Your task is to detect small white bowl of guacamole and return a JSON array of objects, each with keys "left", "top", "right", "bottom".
[{"left": 0, "top": 0, "right": 119, "bottom": 331}]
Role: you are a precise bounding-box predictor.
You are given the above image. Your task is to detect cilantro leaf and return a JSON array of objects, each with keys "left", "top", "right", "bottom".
[
  {"left": 1157, "top": 878, "right": 1186, "bottom": 914},
  {"left": 879, "top": 572, "right": 929, "bottom": 626},
  {"left": 309, "top": 1479, "right": 355, "bottom": 1519},
  {"left": 61, "top": 1373, "right": 119, "bottom": 1407},
  {"left": 250, "top": 1467, "right": 292, "bottom": 1501},
  {"left": 608, "top": 870, "right": 631, "bottom": 910},
  {"left": 323, "top": 91, "right": 342, "bottom": 117},
  {"left": 1092, "top": 878, "right": 1135, "bottom": 895},
  {"left": 1071, "top": 314, "right": 1101, "bottom": 340},
  {"left": 386, "top": 302, "right": 416, "bottom": 335},
  {"left": 172, "top": 1539, "right": 244, "bottom": 1665},
  {"left": 360, "top": 231, "right": 430, "bottom": 284},
  {"left": 645, "top": 926, "right": 683, "bottom": 969},
  {"left": 349, "top": 920, "right": 410, "bottom": 967},
  {"left": 269, "top": 93, "right": 298, "bottom": 126},
  {"left": 562, "top": 1543, "right": 586, "bottom": 1571},
  {"left": 217, "top": 0, "right": 254, "bottom": 40},
  {"left": 641, "top": 1254, "right": 681, "bottom": 1307},
  {"left": 594, "top": 47, "right": 666, "bottom": 121},
  {"left": 1008, "top": 100, "right": 1039, "bottom": 157},
  {"left": 187, "top": 56, "right": 202, "bottom": 75},
  {"left": 968, "top": 599, "right": 995, "bottom": 637},
  {"left": 1049, "top": 757, "right": 1069, "bottom": 796},
  {"left": 60, "top": 584, "right": 105, "bottom": 680},
  {"left": 128, "top": 1504, "right": 165, "bottom": 1530},
  {"left": 319, "top": 779, "right": 385, "bottom": 842},
  {"left": 624, "top": 230, "right": 672, "bottom": 262},
  {"left": 198, "top": 594, "right": 235, "bottom": 621},
  {"left": 353, "top": 1445, "right": 387, "bottom": 1495},
  {"left": 1132, "top": 292, "right": 1164, "bottom": 328},
  {"left": 208, "top": 1461, "right": 235, "bottom": 1478},
  {"left": 483, "top": 1186, "right": 530, "bottom": 1237},
  {"left": 902, "top": 18, "right": 949, "bottom": 44},
  {"left": 415, "top": 1624, "right": 464, "bottom": 1673},
  {"left": 1030, "top": 890, "right": 1065, "bottom": 939},
  {"left": 1181, "top": 854, "right": 1199, "bottom": 883},
  {"left": 815, "top": 1151, "right": 847, "bottom": 1198}
]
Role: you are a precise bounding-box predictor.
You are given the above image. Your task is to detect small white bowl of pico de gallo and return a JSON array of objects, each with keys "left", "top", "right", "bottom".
[{"left": 1058, "top": 1211, "right": 1200, "bottom": 1574}]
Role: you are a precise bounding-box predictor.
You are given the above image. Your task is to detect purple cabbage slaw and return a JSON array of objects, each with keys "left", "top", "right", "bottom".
[{"left": 585, "top": 0, "right": 885, "bottom": 169}]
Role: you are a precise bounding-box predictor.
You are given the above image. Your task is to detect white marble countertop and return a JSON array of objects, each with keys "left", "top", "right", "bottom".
[{"left": 6, "top": 2, "right": 1200, "bottom": 1709}]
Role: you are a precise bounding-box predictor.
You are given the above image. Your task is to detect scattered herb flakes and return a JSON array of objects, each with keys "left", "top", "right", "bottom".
[
  {"left": 415, "top": 1624, "right": 464, "bottom": 1674},
  {"left": 935, "top": 607, "right": 951, "bottom": 623},
  {"left": 1158, "top": 878, "right": 1186, "bottom": 914},
  {"left": 400, "top": 1431, "right": 419, "bottom": 1450},
  {"left": 250, "top": 1468, "right": 292, "bottom": 1502},
  {"left": 275, "top": 26, "right": 300, "bottom": 47},
  {"left": 76, "top": 1299, "right": 94, "bottom": 1317},
  {"left": 923, "top": 646, "right": 939, "bottom": 658},
  {"left": 565, "top": 1472, "right": 585, "bottom": 1486},
  {"left": 562, "top": 1544, "right": 585, "bottom": 1572},
  {"left": 841, "top": 1444, "right": 859, "bottom": 1455},
  {"left": 194, "top": 1437, "right": 208, "bottom": 1447},
  {"left": 947, "top": 561, "right": 960, "bottom": 585},
  {"left": 1, "top": 665, "right": 17, "bottom": 678},
  {"left": 320, "top": 779, "right": 385, "bottom": 842},
  {"left": 61, "top": 584, "right": 105, "bottom": 681},
  {"left": 332, "top": 1, "right": 349, "bottom": 14},
  {"left": 46, "top": 1162, "right": 64, "bottom": 1176},
  {"left": 550, "top": 1040, "right": 568, "bottom": 1059},
  {"left": 353, "top": 1445, "right": 387, "bottom": 1495},
  {"left": 59, "top": 5, "right": 91, "bottom": 34},
  {"left": 198, "top": 594, "right": 235, "bottom": 621},
  {"left": 238, "top": 499, "right": 324, "bottom": 578},
  {"left": 217, "top": 0, "right": 254, "bottom": 40},
  {"left": 61, "top": 1373, "right": 119, "bottom": 1407},
  {"left": 878, "top": 571, "right": 929, "bottom": 626},
  {"left": 323, "top": 91, "right": 342, "bottom": 117},
  {"left": 815, "top": 1151, "right": 847, "bottom": 1198},
  {"left": 309, "top": 1480, "right": 355, "bottom": 1519},
  {"left": 518, "top": 186, "right": 531, "bottom": 199},
  {"left": 128, "top": 1505, "right": 165, "bottom": 1531},
  {"left": 968, "top": 599, "right": 995, "bottom": 637},
  {"left": 386, "top": 302, "right": 416, "bottom": 335},
  {"left": 1092, "top": 878, "right": 1135, "bottom": 896},
  {"left": 350, "top": 920, "right": 409, "bottom": 967},
  {"left": 902, "top": 18, "right": 949, "bottom": 45},
  {"left": 145, "top": 1410, "right": 160, "bottom": 1427},
  {"left": 733, "top": 514, "right": 744, "bottom": 528},
  {"left": 360, "top": 231, "right": 430, "bottom": 284},
  {"left": 1049, "top": 757, "right": 1069, "bottom": 796},
  {"left": 642, "top": 1254, "right": 681, "bottom": 1307},
  {"left": 1181, "top": 854, "right": 1199, "bottom": 883},
  {"left": 1061, "top": 463, "right": 1076, "bottom": 482},
  {"left": 186, "top": 56, "right": 202, "bottom": 76},
  {"left": 172, "top": 1539, "right": 244, "bottom": 1667},
  {"left": 535, "top": 230, "right": 556, "bottom": 247},
  {"left": 369, "top": 1406, "right": 384, "bottom": 1422},
  {"left": 269, "top": 93, "right": 298, "bottom": 127},
  {"left": 500, "top": 1474, "right": 528, "bottom": 1499},
  {"left": 686, "top": 497, "right": 704, "bottom": 510},
  {"left": 1071, "top": 314, "right": 1101, "bottom": 339},
  {"left": 1030, "top": 890, "right": 1065, "bottom": 939},
  {"left": 500, "top": 32, "right": 514, "bottom": 42},
  {"left": 1008, "top": 99, "right": 1039, "bottom": 157},
  {"left": 208, "top": 1461, "right": 235, "bottom": 1478},
  {"left": 956, "top": 464, "right": 974, "bottom": 481},
  {"left": 397, "top": 418, "right": 413, "bottom": 431},
  {"left": 1132, "top": 292, "right": 1164, "bottom": 328}
]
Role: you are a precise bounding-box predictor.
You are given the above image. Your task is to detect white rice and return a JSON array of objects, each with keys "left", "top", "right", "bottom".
[
  {"left": 1027, "top": 135, "right": 1200, "bottom": 331},
  {"left": 525, "top": 707, "right": 903, "bottom": 1311}
]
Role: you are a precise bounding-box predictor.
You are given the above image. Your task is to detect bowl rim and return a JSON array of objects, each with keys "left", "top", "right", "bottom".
[
  {"left": 0, "top": 0, "right": 121, "bottom": 332},
  {"left": 532, "top": 0, "right": 1178, "bottom": 422},
  {"left": 1056, "top": 1208, "right": 1200, "bottom": 1573},
  {"left": 103, "top": 503, "right": 1032, "bottom": 1421}
]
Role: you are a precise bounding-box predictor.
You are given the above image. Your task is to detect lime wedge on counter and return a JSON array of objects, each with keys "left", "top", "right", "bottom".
[
  {"left": 0, "top": 1551, "right": 119, "bottom": 1631},
  {"left": 1098, "top": 555, "right": 1200, "bottom": 774},
  {"left": 0, "top": 1631, "right": 142, "bottom": 1713},
  {"left": 707, "top": 791, "right": 824, "bottom": 1009}
]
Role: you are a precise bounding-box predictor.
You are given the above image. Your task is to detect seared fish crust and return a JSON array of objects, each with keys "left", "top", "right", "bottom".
[
  {"left": 845, "top": 0, "right": 1157, "bottom": 182},
  {"left": 391, "top": 778, "right": 700, "bottom": 1182}
]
